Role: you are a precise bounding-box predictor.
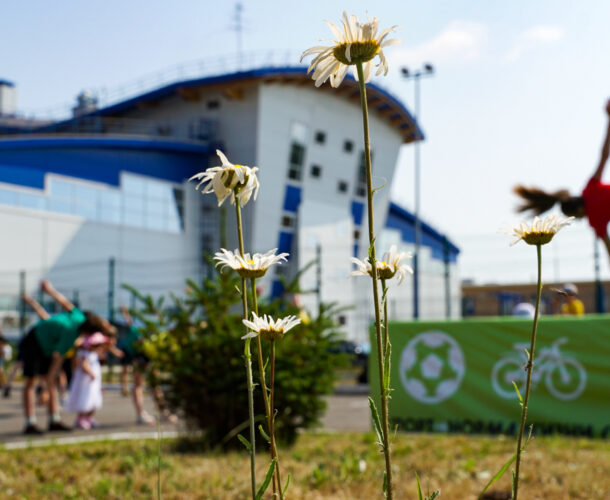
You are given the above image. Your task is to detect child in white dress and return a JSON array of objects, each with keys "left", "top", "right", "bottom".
[{"left": 65, "top": 332, "right": 108, "bottom": 430}]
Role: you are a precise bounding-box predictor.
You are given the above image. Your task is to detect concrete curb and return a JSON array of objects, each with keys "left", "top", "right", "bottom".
[{"left": 2, "top": 430, "right": 181, "bottom": 450}]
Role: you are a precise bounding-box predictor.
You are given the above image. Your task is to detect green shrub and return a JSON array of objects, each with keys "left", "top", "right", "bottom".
[{"left": 124, "top": 263, "right": 346, "bottom": 448}]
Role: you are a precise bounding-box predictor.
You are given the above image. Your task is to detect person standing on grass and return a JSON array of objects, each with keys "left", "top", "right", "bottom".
[
  {"left": 514, "top": 99, "right": 610, "bottom": 257},
  {"left": 20, "top": 280, "right": 115, "bottom": 435},
  {"left": 65, "top": 332, "right": 108, "bottom": 430}
]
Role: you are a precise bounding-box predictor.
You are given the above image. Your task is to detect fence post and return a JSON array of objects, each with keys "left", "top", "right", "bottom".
[
  {"left": 443, "top": 236, "right": 451, "bottom": 319},
  {"left": 108, "top": 257, "right": 116, "bottom": 322},
  {"left": 19, "top": 270, "right": 26, "bottom": 337},
  {"left": 316, "top": 243, "right": 322, "bottom": 317},
  {"left": 594, "top": 238, "right": 605, "bottom": 313}
]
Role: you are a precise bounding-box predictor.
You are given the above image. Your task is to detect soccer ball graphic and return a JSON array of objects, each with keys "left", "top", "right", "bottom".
[{"left": 399, "top": 331, "right": 465, "bottom": 404}]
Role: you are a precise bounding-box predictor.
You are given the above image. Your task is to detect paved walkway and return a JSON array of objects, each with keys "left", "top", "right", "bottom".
[{"left": 0, "top": 385, "right": 369, "bottom": 447}]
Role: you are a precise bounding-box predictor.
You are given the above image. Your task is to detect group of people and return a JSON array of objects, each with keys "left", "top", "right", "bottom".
[{"left": 1, "top": 280, "right": 169, "bottom": 435}]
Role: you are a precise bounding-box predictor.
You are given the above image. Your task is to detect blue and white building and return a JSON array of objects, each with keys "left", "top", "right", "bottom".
[{"left": 0, "top": 66, "right": 459, "bottom": 340}]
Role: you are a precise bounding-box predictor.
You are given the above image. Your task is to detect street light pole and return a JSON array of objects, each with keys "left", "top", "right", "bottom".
[{"left": 401, "top": 64, "right": 434, "bottom": 320}]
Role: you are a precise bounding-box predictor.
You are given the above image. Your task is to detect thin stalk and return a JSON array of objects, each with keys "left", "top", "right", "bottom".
[
  {"left": 250, "top": 278, "right": 283, "bottom": 498},
  {"left": 356, "top": 60, "right": 393, "bottom": 499},
  {"left": 513, "top": 243, "right": 542, "bottom": 500},
  {"left": 235, "top": 198, "right": 256, "bottom": 500},
  {"left": 381, "top": 279, "right": 389, "bottom": 358},
  {"left": 157, "top": 406, "right": 162, "bottom": 500},
  {"left": 269, "top": 339, "right": 283, "bottom": 498}
]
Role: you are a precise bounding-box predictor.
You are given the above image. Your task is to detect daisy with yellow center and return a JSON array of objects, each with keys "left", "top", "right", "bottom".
[
  {"left": 506, "top": 214, "right": 573, "bottom": 246},
  {"left": 350, "top": 245, "right": 412, "bottom": 284},
  {"left": 242, "top": 313, "right": 301, "bottom": 341},
  {"left": 214, "top": 248, "right": 289, "bottom": 279},
  {"left": 189, "top": 149, "right": 259, "bottom": 207},
  {"left": 300, "top": 11, "right": 400, "bottom": 88}
]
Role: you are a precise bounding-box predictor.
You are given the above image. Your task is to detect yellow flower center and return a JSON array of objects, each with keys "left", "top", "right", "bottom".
[
  {"left": 222, "top": 166, "right": 250, "bottom": 191},
  {"left": 333, "top": 41, "right": 380, "bottom": 65},
  {"left": 260, "top": 328, "right": 284, "bottom": 342},
  {"left": 523, "top": 231, "right": 555, "bottom": 246}
]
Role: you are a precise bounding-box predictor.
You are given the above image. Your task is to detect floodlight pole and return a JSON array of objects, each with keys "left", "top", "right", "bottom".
[
  {"left": 401, "top": 64, "right": 435, "bottom": 320},
  {"left": 594, "top": 237, "right": 605, "bottom": 313}
]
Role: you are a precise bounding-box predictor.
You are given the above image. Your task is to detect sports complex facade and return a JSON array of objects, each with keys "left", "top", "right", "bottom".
[{"left": 0, "top": 66, "right": 459, "bottom": 341}]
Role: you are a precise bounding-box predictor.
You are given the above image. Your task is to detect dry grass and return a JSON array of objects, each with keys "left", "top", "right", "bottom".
[{"left": 0, "top": 432, "right": 608, "bottom": 499}]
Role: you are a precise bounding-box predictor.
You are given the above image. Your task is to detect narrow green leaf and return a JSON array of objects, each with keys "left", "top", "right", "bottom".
[
  {"left": 478, "top": 452, "right": 518, "bottom": 499},
  {"left": 237, "top": 434, "right": 252, "bottom": 453},
  {"left": 383, "top": 342, "right": 392, "bottom": 396},
  {"left": 368, "top": 238, "right": 377, "bottom": 260},
  {"left": 415, "top": 471, "right": 423, "bottom": 500},
  {"left": 258, "top": 424, "right": 271, "bottom": 443},
  {"left": 372, "top": 178, "right": 387, "bottom": 195},
  {"left": 428, "top": 490, "right": 441, "bottom": 500},
  {"left": 511, "top": 469, "right": 517, "bottom": 499},
  {"left": 255, "top": 459, "right": 276, "bottom": 500},
  {"left": 383, "top": 470, "right": 388, "bottom": 495},
  {"left": 512, "top": 381, "right": 523, "bottom": 405},
  {"left": 368, "top": 397, "right": 385, "bottom": 452},
  {"left": 282, "top": 473, "right": 291, "bottom": 497}
]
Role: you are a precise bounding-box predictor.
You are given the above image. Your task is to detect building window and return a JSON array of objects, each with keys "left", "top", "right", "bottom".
[
  {"left": 287, "top": 122, "right": 308, "bottom": 182},
  {"left": 288, "top": 143, "right": 305, "bottom": 180},
  {"left": 354, "top": 150, "right": 373, "bottom": 198},
  {"left": 282, "top": 215, "right": 294, "bottom": 228},
  {"left": 310, "top": 164, "right": 322, "bottom": 178},
  {"left": 9, "top": 174, "right": 188, "bottom": 233},
  {"left": 337, "top": 180, "right": 348, "bottom": 193},
  {"left": 314, "top": 130, "right": 326, "bottom": 144},
  {"left": 354, "top": 229, "right": 360, "bottom": 240},
  {"left": 207, "top": 99, "right": 220, "bottom": 110},
  {"left": 343, "top": 140, "right": 354, "bottom": 153},
  {"left": 338, "top": 315, "right": 347, "bottom": 326}
]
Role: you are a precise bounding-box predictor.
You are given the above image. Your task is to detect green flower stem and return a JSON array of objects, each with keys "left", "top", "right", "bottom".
[
  {"left": 381, "top": 278, "right": 389, "bottom": 358},
  {"left": 250, "top": 278, "right": 283, "bottom": 498},
  {"left": 356, "top": 60, "right": 394, "bottom": 500},
  {"left": 513, "top": 243, "right": 542, "bottom": 500},
  {"left": 235, "top": 198, "right": 256, "bottom": 500},
  {"left": 269, "top": 339, "right": 284, "bottom": 499}
]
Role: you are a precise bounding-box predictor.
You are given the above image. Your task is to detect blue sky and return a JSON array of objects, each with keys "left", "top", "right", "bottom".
[{"left": 3, "top": 1, "right": 610, "bottom": 284}]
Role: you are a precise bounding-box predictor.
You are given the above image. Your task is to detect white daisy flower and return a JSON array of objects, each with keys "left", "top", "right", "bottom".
[
  {"left": 350, "top": 245, "right": 412, "bottom": 284},
  {"left": 300, "top": 11, "right": 400, "bottom": 88},
  {"left": 505, "top": 214, "right": 573, "bottom": 246},
  {"left": 242, "top": 313, "right": 301, "bottom": 341},
  {"left": 214, "top": 248, "right": 289, "bottom": 279},
  {"left": 189, "top": 150, "right": 259, "bottom": 207}
]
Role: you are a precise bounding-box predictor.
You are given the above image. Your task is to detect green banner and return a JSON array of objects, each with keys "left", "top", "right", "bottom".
[{"left": 369, "top": 315, "right": 610, "bottom": 438}]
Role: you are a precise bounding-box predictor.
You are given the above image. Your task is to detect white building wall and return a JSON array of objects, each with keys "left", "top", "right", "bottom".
[
  {"left": 0, "top": 76, "right": 460, "bottom": 339},
  {"left": 0, "top": 181, "right": 201, "bottom": 316},
  {"left": 254, "top": 83, "right": 404, "bottom": 339}
]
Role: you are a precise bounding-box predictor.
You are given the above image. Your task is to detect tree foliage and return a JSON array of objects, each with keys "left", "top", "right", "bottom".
[{"left": 124, "top": 263, "right": 346, "bottom": 448}]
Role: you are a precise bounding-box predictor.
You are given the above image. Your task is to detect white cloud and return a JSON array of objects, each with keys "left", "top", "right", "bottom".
[
  {"left": 391, "top": 21, "right": 488, "bottom": 67},
  {"left": 506, "top": 25, "right": 565, "bottom": 62}
]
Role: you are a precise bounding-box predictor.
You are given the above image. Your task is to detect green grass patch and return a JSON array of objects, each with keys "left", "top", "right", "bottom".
[{"left": 0, "top": 433, "right": 608, "bottom": 499}]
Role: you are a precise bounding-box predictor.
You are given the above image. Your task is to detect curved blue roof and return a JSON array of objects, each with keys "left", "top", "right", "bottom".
[
  {"left": 387, "top": 202, "right": 460, "bottom": 262},
  {"left": 32, "top": 66, "right": 424, "bottom": 144},
  {"left": 0, "top": 136, "right": 207, "bottom": 189}
]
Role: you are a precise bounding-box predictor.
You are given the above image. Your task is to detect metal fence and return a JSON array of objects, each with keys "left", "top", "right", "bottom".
[{"left": 0, "top": 256, "right": 208, "bottom": 340}]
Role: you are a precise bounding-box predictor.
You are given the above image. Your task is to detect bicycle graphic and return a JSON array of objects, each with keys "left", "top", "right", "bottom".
[{"left": 491, "top": 337, "right": 586, "bottom": 401}]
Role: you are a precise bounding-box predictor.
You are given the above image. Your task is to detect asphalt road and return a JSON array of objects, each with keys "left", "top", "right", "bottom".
[{"left": 0, "top": 385, "right": 370, "bottom": 447}]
